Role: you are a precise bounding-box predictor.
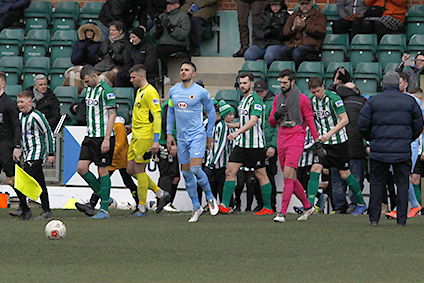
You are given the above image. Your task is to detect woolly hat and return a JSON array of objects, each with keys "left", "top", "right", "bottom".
[
  {"left": 78, "top": 22, "right": 102, "bottom": 42},
  {"left": 131, "top": 26, "right": 145, "bottom": 40},
  {"left": 383, "top": 70, "right": 400, "bottom": 87},
  {"left": 115, "top": 116, "right": 126, "bottom": 125},
  {"left": 218, "top": 100, "right": 235, "bottom": 118}
]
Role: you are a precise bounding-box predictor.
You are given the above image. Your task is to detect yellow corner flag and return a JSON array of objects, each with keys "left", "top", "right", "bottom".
[
  {"left": 63, "top": 198, "right": 78, "bottom": 209},
  {"left": 14, "top": 164, "right": 42, "bottom": 201}
]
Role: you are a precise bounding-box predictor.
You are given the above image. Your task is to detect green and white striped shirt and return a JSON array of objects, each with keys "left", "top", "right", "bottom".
[
  {"left": 237, "top": 92, "right": 265, "bottom": 149},
  {"left": 206, "top": 120, "right": 229, "bottom": 169},
  {"left": 311, "top": 90, "right": 348, "bottom": 145},
  {"left": 84, "top": 81, "right": 116, "bottom": 138},
  {"left": 20, "top": 109, "right": 54, "bottom": 161},
  {"left": 298, "top": 128, "right": 315, "bottom": 167}
]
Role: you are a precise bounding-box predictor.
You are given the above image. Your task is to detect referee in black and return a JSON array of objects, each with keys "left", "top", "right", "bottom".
[{"left": 0, "top": 72, "right": 24, "bottom": 218}]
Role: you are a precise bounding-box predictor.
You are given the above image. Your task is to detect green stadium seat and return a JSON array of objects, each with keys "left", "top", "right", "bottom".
[
  {"left": 407, "top": 34, "right": 424, "bottom": 57},
  {"left": 239, "top": 61, "right": 267, "bottom": 81},
  {"left": 24, "top": 1, "right": 52, "bottom": 32},
  {"left": 79, "top": 1, "right": 103, "bottom": 23},
  {"left": 266, "top": 61, "right": 295, "bottom": 93},
  {"left": 322, "top": 4, "right": 339, "bottom": 21},
  {"left": 350, "top": 34, "right": 377, "bottom": 70},
  {"left": 52, "top": 2, "right": 80, "bottom": 33},
  {"left": 296, "top": 61, "right": 324, "bottom": 93},
  {"left": 59, "top": 101, "right": 77, "bottom": 125},
  {"left": 0, "top": 29, "right": 24, "bottom": 57},
  {"left": 0, "top": 56, "right": 23, "bottom": 84},
  {"left": 117, "top": 103, "right": 132, "bottom": 124},
  {"left": 324, "top": 62, "right": 352, "bottom": 88},
  {"left": 22, "top": 57, "right": 50, "bottom": 88},
  {"left": 54, "top": 86, "right": 78, "bottom": 104},
  {"left": 353, "top": 62, "right": 381, "bottom": 95},
  {"left": 215, "top": 89, "right": 241, "bottom": 111},
  {"left": 5, "top": 85, "right": 22, "bottom": 100},
  {"left": 407, "top": 5, "right": 424, "bottom": 40},
  {"left": 383, "top": 62, "right": 399, "bottom": 73},
  {"left": 49, "top": 30, "right": 78, "bottom": 62},
  {"left": 377, "top": 34, "right": 406, "bottom": 69},
  {"left": 114, "top": 87, "right": 135, "bottom": 105},
  {"left": 321, "top": 34, "right": 349, "bottom": 67},
  {"left": 23, "top": 29, "right": 50, "bottom": 61},
  {"left": 49, "top": 58, "right": 72, "bottom": 90}
]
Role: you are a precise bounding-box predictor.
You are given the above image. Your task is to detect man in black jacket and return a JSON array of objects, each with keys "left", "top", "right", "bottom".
[{"left": 358, "top": 70, "right": 424, "bottom": 226}]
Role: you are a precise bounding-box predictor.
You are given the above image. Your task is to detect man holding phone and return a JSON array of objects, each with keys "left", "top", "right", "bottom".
[{"left": 396, "top": 53, "right": 424, "bottom": 92}]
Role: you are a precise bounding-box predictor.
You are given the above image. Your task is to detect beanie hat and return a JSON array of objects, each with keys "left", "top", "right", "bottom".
[
  {"left": 131, "top": 26, "right": 145, "bottom": 40},
  {"left": 212, "top": 98, "right": 219, "bottom": 105},
  {"left": 383, "top": 70, "right": 400, "bottom": 87},
  {"left": 218, "top": 100, "right": 235, "bottom": 118},
  {"left": 115, "top": 116, "right": 126, "bottom": 125}
]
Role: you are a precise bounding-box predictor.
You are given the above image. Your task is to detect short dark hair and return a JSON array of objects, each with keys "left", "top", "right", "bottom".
[
  {"left": 109, "top": 21, "right": 125, "bottom": 31},
  {"left": 239, "top": 72, "right": 254, "bottom": 82},
  {"left": 181, "top": 61, "right": 197, "bottom": 72},
  {"left": 0, "top": 72, "right": 5, "bottom": 82},
  {"left": 80, "top": 65, "right": 96, "bottom": 80},
  {"left": 399, "top": 72, "right": 409, "bottom": 82},
  {"left": 129, "top": 64, "right": 146, "bottom": 74},
  {"left": 17, "top": 90, "right": 33, "bottom": 99},
  {"left": 308, "top": 77, "right": 323, "bottom": 89},
  {"left": 278, "top": 69, "right": 295, "bottom": 80}
]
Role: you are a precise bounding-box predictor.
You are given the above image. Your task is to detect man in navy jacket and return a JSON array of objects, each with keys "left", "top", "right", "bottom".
[{"left": 358, "top": 70, "right": 423, "bottom": 226}]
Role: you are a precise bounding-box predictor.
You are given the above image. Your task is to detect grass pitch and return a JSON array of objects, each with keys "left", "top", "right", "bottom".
[{"left": 1, "top": 208, "right": 423, "bottom": 283}]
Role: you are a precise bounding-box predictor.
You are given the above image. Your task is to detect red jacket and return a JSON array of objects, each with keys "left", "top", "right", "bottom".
[{"left": 365, "top": 0, "right": 406, "bottom": 22}]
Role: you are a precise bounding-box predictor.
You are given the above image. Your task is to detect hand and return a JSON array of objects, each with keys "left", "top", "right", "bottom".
[
  {"left": 101, "top": 139, "right": 110, "bottom": 154},
  {"left": 13, "top": 148, "right": 21, "bottom": 162},
  {"left": 47, "top": 156, "right": 55, "bottom": 164},
  {"left": 266, "top": 147, "right": 276, "bottom": 158},
  {"left": 366, "top": 146, "right": 371, "bottom": 154},
  {"left": 170, "top": 145, "right": 178, "bottom": 156},
  {"left": 320, "top": 133, "right": 332, "bottom": 143},
  {"left": 167, "top": 135, "right": 175, "bottom": 151},
  {"left": 154, "top": 16, "right": 162, "bottom": 27},
  {"left": 314, "top": 142, "right": 327, "bottom": 159},
  {"left": 227, "top": 131, "right": 239, "bottom": 141},
  {"left": 206, "top": 137, "right": 214, "bottom": 151},
  {"left": 125, "top": 125, "right": 132, "bottom": 134},
  {"left": 162, "top": 16, "right": 171, "bottom": 28},
  {"left": 402, "top": 53, "right": 410, "bottom": 63},
  {"left": 151, "top": 142, "right": 160, "bottom": 155},
  {"left": 274, "top": 105, "right": 288, "bottom": 121}
]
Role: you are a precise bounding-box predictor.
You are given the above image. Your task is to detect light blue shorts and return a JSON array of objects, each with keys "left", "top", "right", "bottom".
[{"left": 177, "top": 133, "right": 206, "bottom": 165}]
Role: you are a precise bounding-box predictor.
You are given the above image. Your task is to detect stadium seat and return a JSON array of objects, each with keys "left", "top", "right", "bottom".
[
  {"left": 117, "top": 103, "right": 132, "bottom": 124},
  {"left": 49, "top": 30, "right": 78, "bottom": 63},
  {"left": 321, "top": 34, "right": 349, "bottom": 67},
  {"left": 266, "top": 61, "right": 295, "bottom": 93},
  {"left": 114, "top": 87, "right": 135, "bottom": 105},
  {"left": 59, "top": 101, "right": 77, "bottom": 125},
  {"left": 24, "top": 1, "right": 52, "bottom": 32},
  {"left": 377, "top": 34, "right": 406, "bottom": 69},
  {"left": 23, "top": 29, "right": 50, "bottom": 61},
  {"left": 406, "top": 5, "right": 424, "bottom": 40},
  {"left": 383, "top": 63, "right": 399, "bottom": 73},
  {"left": 52, "top": 1, "right": 80, "bottom": 33},
  {"left": 215, "top": 89, "right": 241, "bottom": 111},
  {"left": 54, "top": 86, "right": 78, "bottom": 104},
  {"left": 349, "top": 34, "right": 377, "bottom": 70},
  {"left": 353, "top": 62, "right": 381, "bottom": 96},
  {"left": 296, "top": 61, "right": 324, "bottom": 94},
  {"left": 324, "top": 62, "right": 352, "bottom": 88},
  {"left": 239, "top": 61, "right": 267, "bottom": 81},
  {"left": 0, "top": 29, "right": 24, "bottom": 57},
  {"left": 322, "top": 4, "right": 339, "bottom": 31},
  {"left": 0, "top": 56, "right": 23, "bottom": 84},
  {"left": 22, "top": 57, "right": 50, "bottom": 88},
  {"left": 407, "top": 34, "right": 424, "bottom": 57},
  {"left": 5, "top": 85, "right": 22, "bottom": 100},
  {"left": 79, "top": 1, "right": 103, "bottom": 24},
  {"left": 49, "top": 58, "right": 72, "bottom": 90}
]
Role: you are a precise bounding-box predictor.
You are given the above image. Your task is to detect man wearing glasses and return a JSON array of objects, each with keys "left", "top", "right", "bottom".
[
  {"left": 396, "top": 53, "right": 424, "bottom": 92},
  {"left": 307, "top": 77, "right": 368, "bottom": 215}
]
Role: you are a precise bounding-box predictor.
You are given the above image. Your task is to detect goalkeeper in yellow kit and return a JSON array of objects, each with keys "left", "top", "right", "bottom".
[{"left": 127, "top": 64, "right": 170, "bottom": 216}]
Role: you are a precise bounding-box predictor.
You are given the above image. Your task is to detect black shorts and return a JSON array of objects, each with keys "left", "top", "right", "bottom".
[
  {"left": 315, "top": 142, "right": 350, "bottom": 171},
  {"left": 228, "top": 146, "right": 266, "bottom": 169},
  {"left": 79, "top": 136, "right": 115, "bottom": 167},
  {"left": 0, "top": 142, "right": 15, "bottom": 177},
  {"left": 413, "top": 156, "right": 424, "bottom": 175}
]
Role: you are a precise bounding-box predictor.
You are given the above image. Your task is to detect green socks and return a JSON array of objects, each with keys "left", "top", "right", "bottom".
[
  {"left": 307, "top": 172, "right": 320, "bottom": 206},
  {"left": 413, "top": 184, "right": 422, "bottom": 204},
  {"left": 222, "top": 180, "right": 236, "bottom": 207},
  {"left": 344, "top": 174, "right": 366, "bottom": 205},
  {"left": 81, "top": 171, "right": 100, "bottom": 195},
  {"left": 261, "top": 183, "right": 272, "bottom": 210},
  {"left": 99, "top": 175, "right": 111, "bottom": 211}
]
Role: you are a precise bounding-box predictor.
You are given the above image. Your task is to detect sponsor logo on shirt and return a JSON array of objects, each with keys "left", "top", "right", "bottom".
[
  {"left": 189, "top": 95, "right": 196, "bottom": 100},
  {"left": 335, "top": 100, "right": 344, "bottom": 107},
  {"left": 316, "top": 110, "right": 331, "bottom": 118},
  {"left": 86, "top": 98, "right": 99, "bottom": 106},
  {"left": 107, "top": 92, "right": 116, "bottom": 99},
  {"left": 254, "top": 104, "right": 263, "bottom": 111},
  {"left": 152, "top": 99, "right": 160, "bottom": 105},
  {"left": 177, "top": 102, "right": 188, "bottom": 109}
]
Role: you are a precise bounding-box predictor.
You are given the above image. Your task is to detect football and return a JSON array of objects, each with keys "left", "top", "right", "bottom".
[{"left": 45, "top": 220, "right": 67, "bottom": 240}]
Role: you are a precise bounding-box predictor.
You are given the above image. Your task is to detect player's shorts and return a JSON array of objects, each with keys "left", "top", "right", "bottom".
[
  {"left": 228, "top": 146, "right": 266, "bottom": 169},
  {"left": 79, "top": 136, "right": 115, "bottom": 167},
  {"left": 128, "top": 138, "right": 154, "bottom": 164},
  {"left": 413, "top": 156, "right": 424, "bottom": 175},
  {"left": 177, "top": 133, "right": 206, "bottom": 165},
  {"left": 277, "top": 133, "right": 305, "bottom": 169},
  {"left": 0, "top": 142, "right": 15, "bottom": 177},
  {"left": 315, "top": 142, "right": 350, "bottom": 171}
]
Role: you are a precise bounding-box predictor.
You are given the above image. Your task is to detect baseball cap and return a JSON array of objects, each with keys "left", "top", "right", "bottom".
[
  {"left": 299, "top": 0, "right": 312, "bottom": 4},
  {"left": 254, "top": 80, "right": 268, "bottom": 92}
]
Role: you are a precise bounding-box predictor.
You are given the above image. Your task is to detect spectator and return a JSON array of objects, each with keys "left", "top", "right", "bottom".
[
  {"left": 98, "top": 0, "right": 147, "bottom": 37},
  {"left": 115, "top": 26, "right": 158, "bottom": 87},
  {"left": 26, "top": 75, "right": 61, "bottom": 131},
  {"left": 360, "top": 0, "right": 406, "bottom": 41},
  {"left": 151, "top": 0, "right": 191, "bottom": 85},
  {"left": 64, "top": 22, "right": 102, "bottom": 93},
  {"left": 181, "top": 0, "right": 218, "bottom": 56},
  {"left": 244, "top": 0, "right": 289, "bottom": 66},
  {"left": 233, "top": 0, "right": 268, "bottom": 57},
  {"left": 0, "top": 0, "right": 30, "bottom": 31},
  {"left": 395, "top": 53, "right": 424, "bottom": 92},
  {"left": 281, "top": 0, "right": 327, "bottom": 67},
  {"left": 94, "top": 21, "right": 129, "bottom": 86},
  {"left": 358, "top": 70, "right": 423, "bottom": 226},
  {"left": 332, "top": 0, "right": 367, "bottom": 35}
]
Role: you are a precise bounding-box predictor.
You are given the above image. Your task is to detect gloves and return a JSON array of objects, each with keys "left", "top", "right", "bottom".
[
  {"left": 161, "top": 16, "right": 171, "bottom": 28},
  {"left": 188, "top": 3, "right": 200, "bottom": 14},
  {"left": 273, "top": 104, "right": 288, "bottom": 121},
  {"left": 314, "top": 142, "right": 327, "bottom": 159}
]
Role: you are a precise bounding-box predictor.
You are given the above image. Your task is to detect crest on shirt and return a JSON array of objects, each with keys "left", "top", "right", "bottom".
[
  {"left": 335, "top": 100, "right": 344, "bottom": 107},
  {"left": 136, "top": 102, "right": 141, "bottom": 108},
  {"left": 178, "top": 102, "right": 188, "bottom": 109},
  {"left": 107, "top": 92, "right": 116, "bottom": 99},
  {"left": 152, "top": 99, "right": 159, "bottom": 105},
  {"left": 254, "top": 104, "right": 263, "bottom": 111},
  {"left": 189, "top": 95, "right": 196, "bottom": 100}
]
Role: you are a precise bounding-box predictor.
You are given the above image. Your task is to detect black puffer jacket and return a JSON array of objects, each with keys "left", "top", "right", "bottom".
[
  {"left": 96, "top": 37, "right": 129, "bottom": 70},
  {"left": 252, "top": 1, "right": 289, "bottom": 48},
  {"left": 27, "top": 86, "right": 61, "bottom": 130},
  {"left": 336, "top": 86, "right": 367, "bottom": 159},
  {"left": 99, "top": 0, "right": 147, "bottom": 30},
  {"left": 124, "top": 40, "right": 158, "bottom": 81}
]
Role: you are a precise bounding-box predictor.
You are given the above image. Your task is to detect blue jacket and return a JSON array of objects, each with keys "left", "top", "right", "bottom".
[
  {"left": 358, "top": 86, "right": 424, "bottom": 163},
  {"left": 0, "top": 0, "right": 29, "bottom": 15}
]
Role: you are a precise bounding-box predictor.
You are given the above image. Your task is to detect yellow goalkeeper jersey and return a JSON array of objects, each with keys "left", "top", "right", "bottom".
[{"left": 131, "top": 83, "right": 161, "bottom": 138}]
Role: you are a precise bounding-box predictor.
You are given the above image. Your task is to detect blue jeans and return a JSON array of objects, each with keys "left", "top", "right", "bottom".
[
  {"left": 331, "top": 159, "right": 366, "bottom": 211},
  {"left": 279, "top": 45, "right": 317, "bottom": 67},
  {"left": 244, "top": 44, "right": 285, "bottom": 66}
]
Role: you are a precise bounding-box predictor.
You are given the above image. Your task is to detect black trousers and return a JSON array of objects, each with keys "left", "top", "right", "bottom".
[
  {"left": 157, "top": 45, "right": 187, "bottom": 76},
  {"left": 205, "top": 167, "right": 225, "bottom": 202},
  {"left": 234, "top": 170, "right": 262, "bottom": 211},
  {"left": 266, "top": 154, "right": 277, "bottom": 211},
  {"left": 332, "top": 18, "right": 364, "bottom": 36},
  {"left": 369, "top": 159, "right": 410, "bottom": 224},
  {"left": 15, "top": 160, "right": 50, "bottom": 212},
  {"left": 0, "top": 10, "right": 23, "bottom": 30},
  {"left": 157, "top": 155, "right": 179, "bottom": 203}
]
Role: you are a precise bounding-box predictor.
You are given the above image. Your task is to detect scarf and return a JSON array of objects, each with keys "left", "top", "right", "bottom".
[
  {"left": 276, "top": 85, "right": 303, "bottom": 127},
  {"left": 32, "top": 88, "right": 45, "bottom": 107},
  {"left": 108, "top": 33, "right": 125, "bottom": 44}
]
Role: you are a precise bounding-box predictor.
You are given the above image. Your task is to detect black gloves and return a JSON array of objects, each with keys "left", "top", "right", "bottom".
[
  {"left": 274, "top": 104, "right": 288, "bottom": 121},
  {"left": 314, "top": 142, "right": 327, "bottom": 159}
]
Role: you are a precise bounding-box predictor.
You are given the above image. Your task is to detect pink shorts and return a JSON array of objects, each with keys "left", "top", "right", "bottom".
[{"left": 277, "top": 132, "right": 305, "bottom": 169}]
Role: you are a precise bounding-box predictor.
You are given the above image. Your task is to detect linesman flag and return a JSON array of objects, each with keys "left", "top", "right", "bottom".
[{"left": 14, "top": 164, "right": 42, "bottom": 201}]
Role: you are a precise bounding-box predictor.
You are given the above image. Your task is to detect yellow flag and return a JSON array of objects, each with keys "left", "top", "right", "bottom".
[
  {"left": 14, "top": 164, "right": 42, "bottom": 201},
  {"left": 63, "top": 198, "right": 78, "bottom": 209}
]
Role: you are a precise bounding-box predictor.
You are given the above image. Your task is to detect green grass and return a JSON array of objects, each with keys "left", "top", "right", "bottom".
[{"left": 1, "top": 209, "right": 423, "bottom": 282}]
